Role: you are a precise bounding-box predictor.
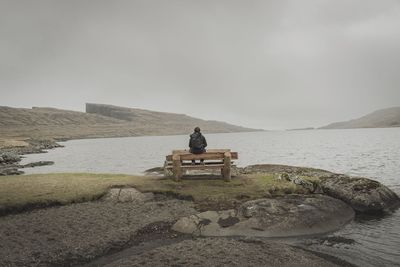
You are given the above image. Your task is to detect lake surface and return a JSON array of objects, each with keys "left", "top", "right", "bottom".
[{"left": 22, "top": 128, "right": 400, "bottom": 266}]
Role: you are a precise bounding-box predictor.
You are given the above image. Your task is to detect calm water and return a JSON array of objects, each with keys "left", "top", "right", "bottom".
[{"left": 22, "top": 128, "right": 400, "bottom": 266}]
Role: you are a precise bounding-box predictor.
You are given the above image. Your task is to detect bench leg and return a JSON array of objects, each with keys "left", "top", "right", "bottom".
[
  {"left": 223, "top": 152, "right": 232, "bottom": 182},
  {"left": 163, "top": 161, "right": 173, "bottom": 177},
  {"left": 172, "top": 155, "right": 182, "bottom": 181}
]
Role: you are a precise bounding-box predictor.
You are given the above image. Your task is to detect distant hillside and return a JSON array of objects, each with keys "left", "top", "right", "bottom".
[
  {"left": 320, "top": 107, "right": 400, "bottom": 129},
  {"left": 0, "top": 104, "right": 259, "bottom": 140},
  {"left": 85, "top": 103, "right": 255, "bottom": 133}
]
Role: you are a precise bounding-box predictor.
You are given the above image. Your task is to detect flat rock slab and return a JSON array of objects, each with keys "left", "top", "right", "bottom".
[{"left": 173, "top": 195, "right": 354, "bottom": 237}]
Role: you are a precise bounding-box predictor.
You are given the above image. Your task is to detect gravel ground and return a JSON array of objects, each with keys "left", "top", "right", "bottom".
[
  {"left": 104, "top": 237, "right": 341, "bottom": 267},
  {"left": 0, "top": 197, "right": 196, "bottom": 266}
]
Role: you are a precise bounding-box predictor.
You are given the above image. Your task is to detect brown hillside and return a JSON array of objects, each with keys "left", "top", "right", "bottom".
[{"left": 0, "top": 104, "right": 259, "bottom": 140}]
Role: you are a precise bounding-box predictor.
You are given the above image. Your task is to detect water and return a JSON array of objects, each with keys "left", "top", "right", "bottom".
[{"left": 21, "top": 128, "right": 400, "bottom": 266}]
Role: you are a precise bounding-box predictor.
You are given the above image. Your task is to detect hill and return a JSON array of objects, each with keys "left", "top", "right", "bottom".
[
  {"left": 320, "top": 107, "right": 400, "bottom": 129},
  {"left": 0, "top": 104, "right": 259, "bottom": 140}
]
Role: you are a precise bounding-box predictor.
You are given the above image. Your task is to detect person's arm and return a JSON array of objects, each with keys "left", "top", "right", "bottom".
[
  {"left": 189, "top": 136, "right": 192, "bottom": 148},
  {"left": 203, "top": 136, "right": 207, "bottom": 148}
]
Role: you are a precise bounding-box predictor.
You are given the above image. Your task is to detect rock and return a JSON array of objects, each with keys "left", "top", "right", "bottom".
[
  {"left": 240, "top": 164, "right": 335, "bottom": 178},
  {"left": 103, "top": 188, "right": 153, "bottom": 203},
  {"left": 28, "top": 139, "right": 63, "bottom": 150},
  {"left": 0, "top": 167, "right": 24, "bottom": 176},
  {"left": 22, "top": 161, "right": 54, "bottom": 168},
  {"left": 0, "top": 152, "right": 21, "bottom": 164},
  {"left": 144, "top": 166, "right": 165, "bottom": 176},
  {"left": 279, "top": 172, "right": 290, "bottom": 181},
  {"left": 281, "top": 173, "right": 318, "bottom": 192},
  {"left": 320, "top": 175, "right": 400, "bottom": 213},
  {"left": 173, "top": 194, "right": 354, "bottom": 237}
]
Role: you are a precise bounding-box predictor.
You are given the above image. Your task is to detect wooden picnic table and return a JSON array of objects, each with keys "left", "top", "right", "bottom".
[{"left": 164, "top": 149, "right": 238, "bottom": 182}]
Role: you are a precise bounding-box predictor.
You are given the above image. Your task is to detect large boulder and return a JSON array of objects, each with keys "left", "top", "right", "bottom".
[
  {"left": 320, "top": 175, "right": 400, "bottom": 213},
  {"left": 173, "top": 195, "right": 354, "bottom": 237}
]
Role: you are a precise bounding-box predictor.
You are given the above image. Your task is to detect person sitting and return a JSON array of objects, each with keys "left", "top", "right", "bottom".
[{"left": 189, "top": 127, "right": 207, "bottom": 164}]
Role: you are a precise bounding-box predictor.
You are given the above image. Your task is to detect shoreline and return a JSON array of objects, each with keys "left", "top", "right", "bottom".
[
  {"left": 0, "top": 176, "right": 359, "bottom": 267},
  {"left": 1, "top": 166, "right": 399, "bottom": 266},
  {"left": 1, "top": 135, "right": 399, "bottom": 266},
  {"left": 0, "top": 138, "right": 62, "bottom": 176}
]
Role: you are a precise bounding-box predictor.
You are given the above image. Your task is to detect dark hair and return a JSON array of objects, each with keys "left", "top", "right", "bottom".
[{"left": 194, "top": 127, "right": 201, "bottom": 132}]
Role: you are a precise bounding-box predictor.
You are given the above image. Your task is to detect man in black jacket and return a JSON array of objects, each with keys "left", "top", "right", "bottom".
[{"left": 189, "top": 127, "right": 207, "bottom": 164}]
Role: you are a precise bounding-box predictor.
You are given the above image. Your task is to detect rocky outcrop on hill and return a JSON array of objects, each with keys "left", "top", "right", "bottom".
[
  {"left": 0, "top": 106, "right": 122, "bottom": 127},
  {"left": 173, "top": 195, "right": 354, "bottom": 237},
  {"left": 86, "top": 103, "right": 136, "bottom": 121}
]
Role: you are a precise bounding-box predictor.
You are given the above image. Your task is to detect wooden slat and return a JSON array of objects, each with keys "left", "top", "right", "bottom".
[
  {"left": 166, "top": 151, "right": 238, "bottom": 161},
  {"left": 165, "top": 164, "right": 236, "bottom": 170},
  {"left": 165, "top": 161, "right": 227, "bottom": 167},
  {"left": 172, "top": 149, "right": 230, "bottom": 154},
  {"left": 165, "top": 163, "right": 235, "bottom": 169}
]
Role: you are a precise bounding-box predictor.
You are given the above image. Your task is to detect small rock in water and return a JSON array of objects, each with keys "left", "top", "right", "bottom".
[
  {"left": 22, "top": 161, "right": 54, "bottom": 168},
  {"left": 0, "top": 168, "right": 24, "bottom": 176}
]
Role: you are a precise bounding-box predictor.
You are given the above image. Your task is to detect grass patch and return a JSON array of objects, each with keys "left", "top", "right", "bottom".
[
  {"left": 0, "top": 173, "right": 149, "bottom": 214},
  {"left": 0, "top": 173, "right": 307, "bottom": 214}
]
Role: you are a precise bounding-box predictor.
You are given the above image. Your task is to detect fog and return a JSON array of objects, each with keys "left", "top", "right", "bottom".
[{"left": 1, "top": 0, "right": 399, "bottom": 129}]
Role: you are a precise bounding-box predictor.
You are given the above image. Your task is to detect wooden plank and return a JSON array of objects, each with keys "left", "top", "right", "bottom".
[
  {"left": 166, "top": 151, "right": 238, "bottom": 161},
  {"left": 179, "top": 164, "right": 225, "bottom": 170},
  {"left": 165, "top": 162, "right": 235, "bottom": 169},
  {"left": 172, "top": 149, "right": 231, "bottom": 154}
]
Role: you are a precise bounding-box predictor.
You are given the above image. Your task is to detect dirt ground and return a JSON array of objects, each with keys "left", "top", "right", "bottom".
[
  {"left": 98, "top": 237, "right": 343, "bottom": 267},
  {"left": 0, "top": 195, "right": 196, "bottom": 266},
  {"left": 0, "top": 191, "right": 355, "bottom": 267}
]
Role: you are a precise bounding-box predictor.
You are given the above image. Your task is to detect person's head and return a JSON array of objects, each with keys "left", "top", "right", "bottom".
[{"left": 194, "top": 127, "right": 201, "bottom": 133}]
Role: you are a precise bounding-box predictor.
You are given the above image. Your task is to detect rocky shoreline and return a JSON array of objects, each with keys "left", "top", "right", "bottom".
[
  {"left": 0, "top": 139, "right": 61, "bottom": 176},
  {"left": 0, "top": 187, "right": 359, "bottom": 267},
  {"left": 1, "top": 145, "right": 399, "bottom": 266}
]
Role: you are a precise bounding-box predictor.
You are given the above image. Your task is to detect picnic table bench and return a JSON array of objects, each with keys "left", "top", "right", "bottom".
[{"left": 164, "top": 149, "right": 238, "bottom": 182}]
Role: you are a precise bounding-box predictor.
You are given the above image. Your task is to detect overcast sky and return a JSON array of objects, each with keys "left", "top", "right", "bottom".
[{"left": 1, "top": 0, "right": 399, "bottom": 129}]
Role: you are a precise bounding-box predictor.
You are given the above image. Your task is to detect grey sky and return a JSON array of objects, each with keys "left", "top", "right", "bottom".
[{"left": 1, "top": 0, "right": 399, "bottom": 129}]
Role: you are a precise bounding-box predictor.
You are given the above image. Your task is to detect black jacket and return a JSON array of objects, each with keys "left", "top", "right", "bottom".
[{"left": 189, "top": 132, "right": 207, "bottom": 149}]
